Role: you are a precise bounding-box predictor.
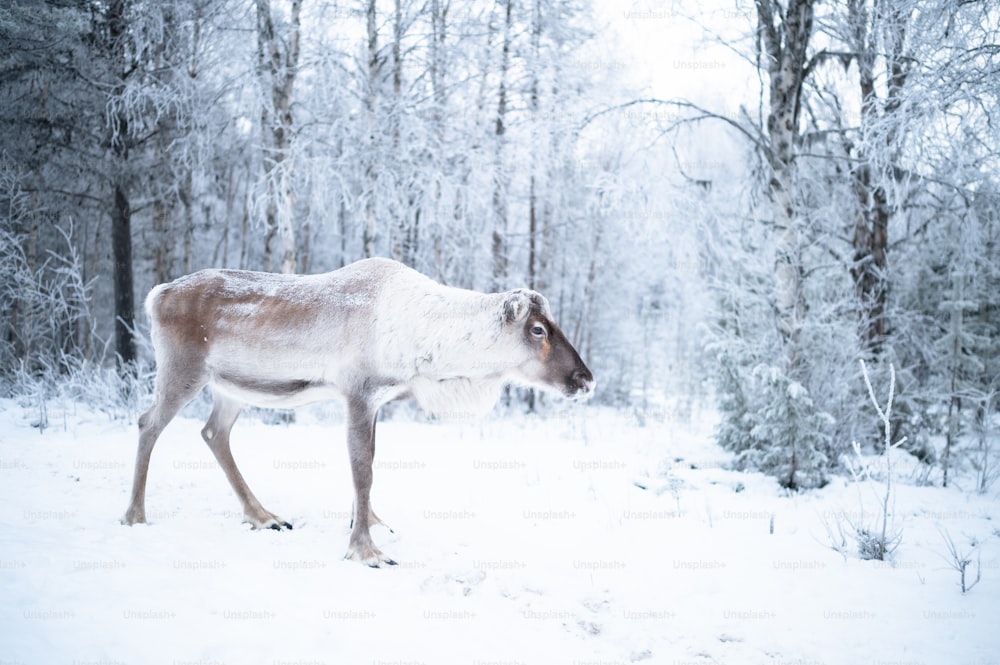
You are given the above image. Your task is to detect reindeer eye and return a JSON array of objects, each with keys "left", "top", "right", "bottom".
[{"left": 531, "top": 325, "right": 547, "bottom": 337}]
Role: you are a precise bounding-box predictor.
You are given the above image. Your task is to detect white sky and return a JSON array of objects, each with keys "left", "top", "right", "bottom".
[
  {"left": 576, "top": 1, "right": 761, "bottom": 188},
  {"left": 595, "top": 0, "right": 760, "bottom": 115}
]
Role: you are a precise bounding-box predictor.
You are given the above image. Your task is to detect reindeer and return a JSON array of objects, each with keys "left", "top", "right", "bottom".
[{"left": 122, "top": 258, "right": 594, "bottom": 566}]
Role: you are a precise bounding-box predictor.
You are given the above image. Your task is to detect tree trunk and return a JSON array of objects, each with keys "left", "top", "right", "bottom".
[
  {"left": 527, "top": 0, "right": 541, "bottom": 291},
  {"left": 430, "top": 0, "right": 446, "bottom": 136},
  {"left": 107, "top": 0, "right": 136, "bottom": 371},
  {"left": 389, "top": 0, "right": 417, "bottom": 267},
  {"left": 848, "top": 0, "right": 911, "bottom": 355},
  {"left": 427, "top": 0, "right": 447, "bottom": 279},
  {"left": 363, "top": 0, "right": 379, "bottom": 258},
  {"left": 491, "top": 0, "right": 513, "bottom": 291},
  {"left": 152, "top": 197, "right": 172, "bottom": 285},
  {"left": 851, "top": 163, "right": 889, "bottom": 351},
  {"left": 755, "top": 0, "right": 815, "bottom": 365},
  {"left": 256, "top": 0, "right": 301, "bottom": 274},
  {"left": 181, "top": 168, "right": 194, "bottom": 275},
  {"left": 112, "top": 181, "right": 136, "bottom": 368}
]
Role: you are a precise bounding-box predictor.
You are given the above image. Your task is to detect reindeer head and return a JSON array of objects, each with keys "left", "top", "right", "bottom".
[{"left": 501, "top": 290, "right": 595, "bottom": 400}]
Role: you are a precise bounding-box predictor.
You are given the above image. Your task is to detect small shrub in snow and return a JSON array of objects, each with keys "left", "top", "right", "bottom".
[
  {"left": 838, "top": 361, "right": 906, "bottom": 562},
  {"left": 854, "top": 524, "right": 902, "bottom": 562},
  {"left": 938, "top": 528, "right": 982, "bottom": 594}
]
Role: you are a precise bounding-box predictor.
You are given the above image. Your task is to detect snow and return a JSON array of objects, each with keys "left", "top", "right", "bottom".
[{"left": 1, "top": 399, "right": 997, "bottom": 664}]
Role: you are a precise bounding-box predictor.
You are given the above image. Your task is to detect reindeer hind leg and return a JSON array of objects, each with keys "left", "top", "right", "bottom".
[
  {"left": 123, "top": 360, "right": 206, "bottom": 525},
  {"left": 202, "top": 391, "right": 292, "bottom": 530}
]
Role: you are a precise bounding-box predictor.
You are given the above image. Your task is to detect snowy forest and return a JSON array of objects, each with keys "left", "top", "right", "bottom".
[{"left": 1, "top": 0, "right": 998, "bottom": 491}]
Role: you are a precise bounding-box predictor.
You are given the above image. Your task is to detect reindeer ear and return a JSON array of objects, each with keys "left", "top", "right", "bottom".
[
  {"left": 531, "top": 291, "right": 552, "bottom": 318},
  {"left": 501, "top": 290, "right": 532, "bottom": 324}
]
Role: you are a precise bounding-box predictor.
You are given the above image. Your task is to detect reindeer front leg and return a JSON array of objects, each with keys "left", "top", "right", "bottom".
[{"left": 344, "top": 397, "right": 396, "bottom": 567}]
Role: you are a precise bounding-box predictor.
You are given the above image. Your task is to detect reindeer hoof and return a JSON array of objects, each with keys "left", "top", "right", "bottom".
[
  {"left": 267, "top": 521, "right": 293, "bottom": 531},
  {"left": 122, "top": 506, "right": 147, "bottom": 526},
  {"left": 345, "top": 543, "right": 397, "bottom": 568},
  {"left": 245, "top": 510, "right": 292, "bottom": 530}
]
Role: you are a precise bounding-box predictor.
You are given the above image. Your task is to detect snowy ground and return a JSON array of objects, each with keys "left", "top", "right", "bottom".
[{"left": 1, "top": 397, "right": 997, "bottom": 665}]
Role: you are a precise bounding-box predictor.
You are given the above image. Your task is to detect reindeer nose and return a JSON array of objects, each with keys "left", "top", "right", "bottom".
[{"left": 572, "top": 369, "right": 595, "bottom": 395}]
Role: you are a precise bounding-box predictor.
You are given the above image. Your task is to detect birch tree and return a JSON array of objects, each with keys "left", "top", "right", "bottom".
[
  {"left": 256, "top": 0, "right": 302, "bottom": 274},
  {"left": 526, "top": 0, "right": 543, "bottom": 292},
  {"left": 362, "top": 0, "right": 381, "bottom": 258},
  {"left": 708, "top": 0, "right": 833, "bottom": 488},
  {"left": 755, "top": 0, "right": 815, "bottom": 366},
  {"left": 490, "top": 0, "right": 513, "bottom": 291}
]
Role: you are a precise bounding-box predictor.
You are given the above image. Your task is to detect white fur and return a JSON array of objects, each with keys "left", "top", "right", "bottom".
[
  {"left": 147, "top": 258, "right": 550, "bottom": 417},
  {"left": 408, "top": 375, "right": 506, "bottom": 419},
  {"left": 367, "top": 265, "right": 530, "bottom": 417}
]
